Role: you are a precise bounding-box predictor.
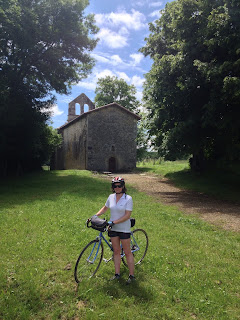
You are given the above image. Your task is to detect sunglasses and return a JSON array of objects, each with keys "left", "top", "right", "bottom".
[{"left": 113, "top": 184, "right": 123, "bottom": 188}]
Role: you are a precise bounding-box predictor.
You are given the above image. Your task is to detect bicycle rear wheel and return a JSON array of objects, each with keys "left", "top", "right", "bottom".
[
  {"left": 74, "top": 239, "right": 104, "bottom": 283},
  {"left": 122, "top": 228, "right": 148, "bottom": 267}
]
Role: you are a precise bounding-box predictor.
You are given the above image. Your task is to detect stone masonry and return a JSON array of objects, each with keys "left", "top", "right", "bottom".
[
  {"left": 51, "top": 94, "right": 141, "bottom": 172},
  {"left": 67, "top": 93, "right": 95, "bottom": 122}
]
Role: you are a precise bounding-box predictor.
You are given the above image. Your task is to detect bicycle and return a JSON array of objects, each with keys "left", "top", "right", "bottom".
[{"left": 74, "top": 217, "right": 148, "bottom": 283}]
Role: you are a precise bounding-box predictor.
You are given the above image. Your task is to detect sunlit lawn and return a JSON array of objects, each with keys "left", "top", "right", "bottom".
[{"left": 0, "top": 169, "right": 239, "bottom": 319}]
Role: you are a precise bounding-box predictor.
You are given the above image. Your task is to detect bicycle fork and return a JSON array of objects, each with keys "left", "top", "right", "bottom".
[{"left": 87, "top": 238, "right": 102, "bottom": 264}]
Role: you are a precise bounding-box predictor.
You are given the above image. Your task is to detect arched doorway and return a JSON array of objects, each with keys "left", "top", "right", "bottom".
[{"left": 109, "top": 157, "right": 116, "bottom": 172}]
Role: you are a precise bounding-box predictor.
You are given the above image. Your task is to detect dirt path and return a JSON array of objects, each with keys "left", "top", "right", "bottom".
[{"left": 100, "top": 173, "right": 240, "bottom": 232}]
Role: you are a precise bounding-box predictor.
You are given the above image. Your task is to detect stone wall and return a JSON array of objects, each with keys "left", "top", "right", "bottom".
[
  {"left": 52, "top": 101, "right": 140, "bottom": 172},
  {"left": 86, "top": 106, "right": 138, "bottom": 172},
  {"left": 68, "top": 93, "right": 95, "bottom": 122},
  {"left": 61, "top": 117, "right": 87, "bottom": 169}
]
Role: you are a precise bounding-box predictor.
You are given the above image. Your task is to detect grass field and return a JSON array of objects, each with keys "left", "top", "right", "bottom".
[
  {"left": 0, "top": 168, "right": 239, "bottom": 319},
  {"left": 136, "top": 160, "right": 240, "bottom": 203}
]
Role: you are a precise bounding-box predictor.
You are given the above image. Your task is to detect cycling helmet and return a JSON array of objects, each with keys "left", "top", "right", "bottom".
[{"left": 112, "top": 176, "right": 125, "bottom": 186}]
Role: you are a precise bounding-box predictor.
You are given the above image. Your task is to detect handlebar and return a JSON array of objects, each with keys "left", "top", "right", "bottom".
[
  {"left": 86, "top": 218, "right": 91, "bottom": 228},
  {"left": 86, "top": 217, "right": 112, "bottom": 231},
  {"left": 86, "top": 217, "right": 135, "bottom": 229}
]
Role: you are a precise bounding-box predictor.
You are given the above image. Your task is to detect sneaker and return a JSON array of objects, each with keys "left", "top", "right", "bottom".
[
  {"left": 110, "top": 273, "right": 120, "bottom": 281},
  {"left": 126, "top": 275, "right": 135, "bottom": 285}
]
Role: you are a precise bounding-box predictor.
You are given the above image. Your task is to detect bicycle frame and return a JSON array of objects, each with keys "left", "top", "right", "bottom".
[
  {"left": 129, "top": 232, "right": 140, "bottom": 254},
  {"left": 86, "top": 230, "right": 140, "bottom": 264}
]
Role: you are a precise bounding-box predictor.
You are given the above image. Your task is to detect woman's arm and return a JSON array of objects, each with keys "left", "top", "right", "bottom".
[
  {"left": 113, "top": 210, "right": 132, "bottom": 224},
  {"left": 96, "top": 206, "right": 108, "bottom": 216}
]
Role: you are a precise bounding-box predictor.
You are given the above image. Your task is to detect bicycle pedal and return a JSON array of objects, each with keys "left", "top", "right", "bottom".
[{"left": 103, "top": 258, "right": 113, "bottom": 263}]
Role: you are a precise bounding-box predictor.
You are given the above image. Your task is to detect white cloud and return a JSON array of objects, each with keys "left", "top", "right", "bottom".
[
  {"left": 131, "top": 0, "right": 146, "bottom": 7},
  {"left": 96, "top": 69, "right": 116, "bottom": 79},
  {"left": 115, "top": 71, "right": 131, "bottom": 82},
  {"left": 51, "top": 104, "right": 64, "bottom": 117},
  {"left": 95, "top": 9, "right": 146, "bottom": 31},
  {"left": 149, "top": 10, "right": 162, "bottom": 18},
  {"left": 149, "top": 2, "right": 163, "bottom": 7},
  {"left": 42, "top": 103, "right": 64, "bottom": 117},
  {"left": 136, "top": 89, "right": 143, "bottom": 101},
  {"left": 76, "top": 69, "right": 115, "bottom": 91},
  {"left": 92, "top": 52, "right": 126, "bottom": 68},
  {"left": 92, "top": 52, "right": 147, "bottom": 72},
  {"left": 59, "top": 97, "right": 74, "bottom": 104},
  {"left": 130, "top": 53, "right": 144, "bottom": 66},
  {"left": 131, "top": 75, "right": 145, "bottom": 88},
  {"left": 91, "top": 53, "right": 110, "bottom": 64},
  {"left": 96, "top": 28, "right": 128, "bottom": 48},
  {"left": 94, "top": 10, "right": 147, "bottom": 49},
  {"left": 76, "top": 80, "right": 96, "bottom": 91},
  {"left": 111, "top": 55, "right": 124, "bottom": 65}
]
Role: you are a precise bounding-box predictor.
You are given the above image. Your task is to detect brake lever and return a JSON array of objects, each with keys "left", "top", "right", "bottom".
[{"left": 86, "top": 218, "right": 91, "bottom": 228}]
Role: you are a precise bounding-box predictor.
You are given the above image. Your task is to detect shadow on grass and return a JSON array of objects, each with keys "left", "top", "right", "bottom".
[
  {"left": 165, "top": 169, "right": 240, "bottom": 204},
  {"left": 100, "top": 271, "right": 154, "bottom": 303},
  {"left": 133, "top": 167, "right": 154, "bottom": 174},
  {"left": 0, "top": 170, "right": 111, "bottom": 210}
]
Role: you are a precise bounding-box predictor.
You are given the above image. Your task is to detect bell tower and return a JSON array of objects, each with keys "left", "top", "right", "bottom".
[{"left": 68, "top": 93, "right": 95, "bottom": 122}]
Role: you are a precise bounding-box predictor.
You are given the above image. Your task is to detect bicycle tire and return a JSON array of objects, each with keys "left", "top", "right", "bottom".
[
  {"left": 122, "top": 228, "right": 148, "bottom": 267},
  {"left": 74, "top": 239, "right": 104, "bottom": 283}
]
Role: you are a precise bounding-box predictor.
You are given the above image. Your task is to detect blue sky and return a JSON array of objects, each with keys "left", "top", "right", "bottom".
[{"left": 50, "top": 0, "right": 172, "bottom": 128}]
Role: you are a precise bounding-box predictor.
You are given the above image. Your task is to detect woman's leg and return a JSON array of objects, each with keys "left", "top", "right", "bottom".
[
  {"left": 121, "top": 238, "right": 134, "bottom": 276},
  {"left": 111, "top": 236, "right": 121, "bottom": 274}
]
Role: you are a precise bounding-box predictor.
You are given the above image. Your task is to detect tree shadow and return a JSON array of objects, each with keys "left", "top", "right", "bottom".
[
  {"left": 165, "top": 169, "right": 240, "bottom": 204},
  {"left": 0, "top": 170, "right": 111, "bottom": 210}
]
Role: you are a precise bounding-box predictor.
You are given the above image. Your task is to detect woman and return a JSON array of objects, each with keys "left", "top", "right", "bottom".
[{"left": 94, "top": 176, "right": 135, "bottom": 284}]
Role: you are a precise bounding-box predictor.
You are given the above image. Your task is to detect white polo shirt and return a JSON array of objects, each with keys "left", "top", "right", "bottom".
[{"left": 105, "top": 193, "right": 133, "bottom": 233}]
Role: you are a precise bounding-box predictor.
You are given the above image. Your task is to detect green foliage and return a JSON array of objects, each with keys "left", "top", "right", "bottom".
[
  {"left": 141, "top": 0, "right": 240, "bottom": 170},
  {"left": 136, "top": 111, "right": 150, "bottom": 160},
  {"left": 0, "top": 170, "right": 239, "bottom": 319},
  {"left": 94, "top": 75, "right": 140, "bottom": 112},
  {"left": 0, "top": 0, "right": 98, "bottom": 175},
  {"left": 37, "top": 125, "right": 62, "bottom": 165},
  {"left": 137, "top": 159, "right": 190, "bottom": 176}
]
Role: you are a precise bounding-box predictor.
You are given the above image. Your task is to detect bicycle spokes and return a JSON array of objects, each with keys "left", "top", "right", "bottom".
[
  {"left": 74, "top": 240, "right": 103, "bottom": 283},
  {"left": 122, "top": 229, "right": 148, "bottom": 266}
]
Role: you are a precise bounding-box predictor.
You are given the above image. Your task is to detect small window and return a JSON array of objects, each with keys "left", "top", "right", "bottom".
[{"left": 75, "top": 103, "right": 80, "bottom": 115}]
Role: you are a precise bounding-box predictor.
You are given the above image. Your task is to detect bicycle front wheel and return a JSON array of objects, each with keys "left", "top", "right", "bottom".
[
  {"left": 74, "top": 239, "right": 104, "bottom": 283},
  {"left": 122, "top": 228, "right": 148, "bottom": 267}
]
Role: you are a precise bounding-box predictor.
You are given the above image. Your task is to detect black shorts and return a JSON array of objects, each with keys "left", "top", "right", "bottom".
[{"left": 108, "top": 230, "right": 131, "bottom": 239}]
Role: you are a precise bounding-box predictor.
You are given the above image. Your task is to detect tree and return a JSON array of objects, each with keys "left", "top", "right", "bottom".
[
  {"left": 136, "top": 111, "right": 151, "bottom": 160},
  {"left": 0, "top": 0, "right": 98, "bottom": 175},
  {"left": 35, "top": 124, "right": 62, "bottom": 167},
  {"left": 94, "top": 76, "right": 140, "bottom": 112},
  {"left": 141, "top": 0, "right": 240, "bottom": 171}
]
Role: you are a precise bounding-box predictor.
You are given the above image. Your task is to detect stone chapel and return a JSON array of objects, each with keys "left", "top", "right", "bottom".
[{"left": 51, "top": 93, "right": 141, "bottom": 172}]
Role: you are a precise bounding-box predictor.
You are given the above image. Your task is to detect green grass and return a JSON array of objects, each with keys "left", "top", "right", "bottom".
[
  {"left": 136, "top": 159, "right": 190, "bottom": 176},
  {"left": 136, "top": 160, "right": 240, "bottom": 203},
  {"left": 0, "top": 170, "right": 239, "bottom": 319}
]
